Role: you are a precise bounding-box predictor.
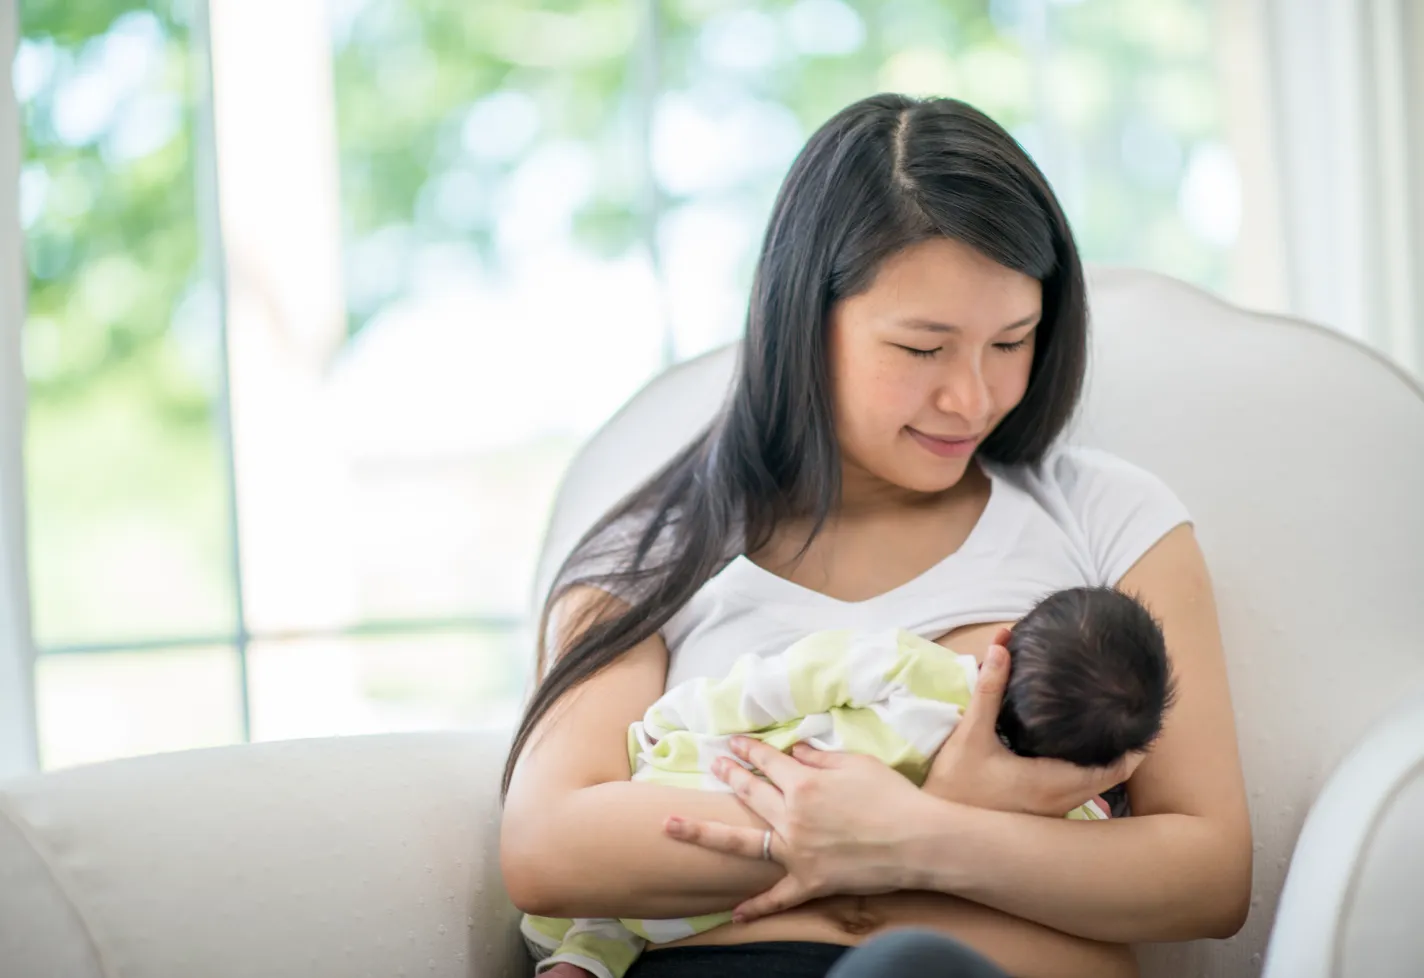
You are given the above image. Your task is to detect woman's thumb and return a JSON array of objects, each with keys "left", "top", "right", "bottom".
[{"left": 968, "top": 643, "right": 1010, "bottom": 723}]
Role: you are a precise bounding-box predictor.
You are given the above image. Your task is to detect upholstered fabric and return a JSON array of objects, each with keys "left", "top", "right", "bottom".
[
  {"left": 0, "top": 732, "right": 527, "bottom": 978},
  {"left": 2, "top": 266, "right": 1422, "bottom": 978}
]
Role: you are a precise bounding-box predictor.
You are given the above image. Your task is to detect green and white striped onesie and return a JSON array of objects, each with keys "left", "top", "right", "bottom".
[{"left": 522, "top": 627, "right": 1106, "bottom": 978}]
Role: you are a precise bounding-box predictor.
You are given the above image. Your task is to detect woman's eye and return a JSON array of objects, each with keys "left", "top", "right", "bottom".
[
  {"left": 994, "top": 338, "right": 1031, "bottom": 352},
  {"left": 897, "top": 345, "right": 941, "bottom": 359}
]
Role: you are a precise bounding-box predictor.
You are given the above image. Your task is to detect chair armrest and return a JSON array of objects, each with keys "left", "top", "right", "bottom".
[
  {"left": 0, "top": 731, "right": 528, "bottom": 978},
  {"left": 1263, "top": 689, "right": 1424, "bottom": 978}
]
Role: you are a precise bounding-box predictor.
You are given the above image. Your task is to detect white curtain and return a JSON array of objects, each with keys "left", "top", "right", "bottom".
[
  {"left": 0, "top": 0, "right": 39, "bottom": 779},
  {"left": 1225, "top": 0, "right": 1424, "bottom": 377}
]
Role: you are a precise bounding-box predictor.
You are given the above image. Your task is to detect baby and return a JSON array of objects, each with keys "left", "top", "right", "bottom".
[{"left": 525, "top": 585, "right": 1175, "bottom": 978}]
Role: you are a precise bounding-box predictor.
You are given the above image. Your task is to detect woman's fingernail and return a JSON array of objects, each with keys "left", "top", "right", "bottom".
[
  {"left": 729, "top": 736, "right": 747, "bottom": 752},
  {"left": 667, "top": 816, "right": 684, "bottom": 830},
  {"left": 731, "top": 913, "right": 745, "bottom": 924}
]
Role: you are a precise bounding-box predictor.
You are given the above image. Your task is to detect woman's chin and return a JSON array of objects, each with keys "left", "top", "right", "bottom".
[
  {"left": 843, "top": 450, "right": 974, "bottom": 500},
  {"left": 885, "top": 457, "right": 974, "bottom": 495}
]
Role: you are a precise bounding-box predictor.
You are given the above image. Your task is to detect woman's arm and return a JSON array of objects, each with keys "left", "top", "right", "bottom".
[
  {"left": 909, "top": 524, "right": 1252, "bottom": 941},
  {"left": 500, "top": 586, "right": 782, "bottom": 919},
  {"left": 671, "top": 525, "right": 1252, "bottom": 944}
]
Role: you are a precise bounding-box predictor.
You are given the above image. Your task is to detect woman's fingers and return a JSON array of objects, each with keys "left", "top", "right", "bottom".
[
  {"left": 1086, "top": 751, "right": 1145, "bottom": 798},
  {"left": 714, "top": 755, "right": 788, "bottom": 821},
  {"left": 1116, "top": 750, "right": 1148, "bottom": 782},
  {"left": 1020, "top": 750, "right": 1145, "bottom": 817},
  {"left": 1078, "top": 751, "right": 1145, "bottom": 797},
  {"left": 729, "top": 736, "right": 808, "bottom": 785},
  {"left": 731, "top": 875, "right": 815, "bottom": 923},
  {"left": 663, "top": 816, "right": 768, "bottom": 860}
]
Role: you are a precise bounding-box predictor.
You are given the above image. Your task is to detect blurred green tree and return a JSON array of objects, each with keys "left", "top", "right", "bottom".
[{"left": 15, "top": 0, "right": 1225, "bottom": 644}]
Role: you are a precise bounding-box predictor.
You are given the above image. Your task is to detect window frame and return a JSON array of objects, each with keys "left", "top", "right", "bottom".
[{"left": 1, "top": 0, "right": 39, "bottom": 779}]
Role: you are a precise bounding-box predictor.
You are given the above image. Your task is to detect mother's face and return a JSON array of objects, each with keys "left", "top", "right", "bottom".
[{"left": 827, "top": 237, "right": 1042, "bottom": 495}]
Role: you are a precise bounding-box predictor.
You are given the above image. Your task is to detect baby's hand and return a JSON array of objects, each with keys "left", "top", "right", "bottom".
[{"left": 541, "top": 964, "right": 596, "bottom": 978}]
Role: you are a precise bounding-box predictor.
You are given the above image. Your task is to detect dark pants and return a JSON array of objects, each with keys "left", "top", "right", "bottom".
[
  {"left": 625, "top": 931, "right": 1010, "bottom": 977},
  {"left": 829, "top": 930, "right": 1010, "bottom": 977}
]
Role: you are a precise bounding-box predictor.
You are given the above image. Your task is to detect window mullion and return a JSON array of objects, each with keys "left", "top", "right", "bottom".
[
  {"left": 0, "top": 0, "right": 40, "bottom": 778},
  {"left": 191, "top": 0, "right": 253, "bottom": 742}
]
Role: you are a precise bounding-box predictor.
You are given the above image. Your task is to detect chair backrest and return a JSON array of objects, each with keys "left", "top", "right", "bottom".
[{"left": 534, "top": 265, "right": 1424, "bottom": 977}]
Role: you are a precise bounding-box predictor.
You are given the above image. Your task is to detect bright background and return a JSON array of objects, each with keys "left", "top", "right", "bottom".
[{"left": 4, "top": 0, "right": 1420, "bottom": 770}]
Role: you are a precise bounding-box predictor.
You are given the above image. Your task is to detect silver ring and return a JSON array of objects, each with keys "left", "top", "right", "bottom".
[{"left": 761, "top": 829, "right": 774, "bottom": 862}]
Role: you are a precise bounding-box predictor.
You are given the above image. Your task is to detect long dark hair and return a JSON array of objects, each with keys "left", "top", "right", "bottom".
[{"left": 501, "top": 94, "right": 1087, "bottom": 794}]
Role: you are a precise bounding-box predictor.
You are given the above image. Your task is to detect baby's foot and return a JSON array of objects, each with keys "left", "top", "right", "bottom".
[{"left": 542, "top": 963, "right": 596, "bottom": 978}]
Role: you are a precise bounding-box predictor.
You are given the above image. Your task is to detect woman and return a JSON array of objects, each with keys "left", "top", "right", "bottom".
[{"left": 500, "top": 94, "right": 1252, "bottom": 978}]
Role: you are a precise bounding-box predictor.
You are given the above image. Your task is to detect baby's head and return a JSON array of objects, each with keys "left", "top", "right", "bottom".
[{"left": 997, "top": 587, "right": 1176, "bottom": 768}]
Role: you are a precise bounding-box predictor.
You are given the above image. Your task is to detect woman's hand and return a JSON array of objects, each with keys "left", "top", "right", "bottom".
[
  {"left": 662, "top": 736, "right": 938, "bottom": 922},
  {"left": 924, "top": 628, "right": 1144, "bottom": 817}
]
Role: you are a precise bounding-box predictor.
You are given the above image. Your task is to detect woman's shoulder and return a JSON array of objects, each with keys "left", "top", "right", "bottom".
[
  {"left": 986, "top": 444, "right": 1181, "bottom": 503},
  {"left": 1044, "top": 445, "right": 1181, "bottom": 500},
  {"left": 989, "top": 445, "right": 1192, "bottom": 585}
]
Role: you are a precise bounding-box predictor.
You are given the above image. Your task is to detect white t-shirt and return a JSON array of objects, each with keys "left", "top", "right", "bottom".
[{"left": 565, "top": 446, "right": 1191, "bottom": 691}]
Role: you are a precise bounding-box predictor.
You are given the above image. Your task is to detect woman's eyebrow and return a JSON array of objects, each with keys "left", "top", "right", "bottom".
[{"left": 897, "top": 314, "right": 1041, "bottom": 335}]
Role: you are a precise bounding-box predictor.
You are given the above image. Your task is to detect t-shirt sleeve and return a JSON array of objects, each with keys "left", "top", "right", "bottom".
[{"left": 1051, "top": 447, "right": 1193, "bottom": 585}]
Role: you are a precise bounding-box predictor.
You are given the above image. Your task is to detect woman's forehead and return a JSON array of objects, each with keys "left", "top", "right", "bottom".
[{"left": 848, "top": 239, "right": 1042, "bottom": 330}]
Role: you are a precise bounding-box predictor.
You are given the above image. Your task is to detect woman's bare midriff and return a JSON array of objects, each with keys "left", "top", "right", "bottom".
[{"left": 661, "top": 893, "right": 1137, "bottom": 978}]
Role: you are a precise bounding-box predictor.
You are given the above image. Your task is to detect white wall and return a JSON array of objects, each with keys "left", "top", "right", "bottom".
[{"left": 0, "top": 0, "right": 40, "bottom": 779}]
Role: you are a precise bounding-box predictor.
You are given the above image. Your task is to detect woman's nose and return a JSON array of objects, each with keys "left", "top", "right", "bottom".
[{"left": 934, "top": 361, "right": 992, "bottom": 425}]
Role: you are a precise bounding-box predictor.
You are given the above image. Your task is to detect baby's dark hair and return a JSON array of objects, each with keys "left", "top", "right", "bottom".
[{"left": 997, "top": 586, "right": 1176, "bottom": 768}]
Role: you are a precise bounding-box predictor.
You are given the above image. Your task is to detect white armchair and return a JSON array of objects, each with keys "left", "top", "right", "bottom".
[{"left": 3, "top": 267, "right": 1423, "bottom": 978}]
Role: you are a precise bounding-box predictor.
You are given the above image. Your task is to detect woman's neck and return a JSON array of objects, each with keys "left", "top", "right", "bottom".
[
  {"left": 834, "top": 458, "right": 986, "bottom": 521},
  {"left": 754, "top": 459, "right": 990, "bottom": 570}
]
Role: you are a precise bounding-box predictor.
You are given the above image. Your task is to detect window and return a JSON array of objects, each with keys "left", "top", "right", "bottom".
[{"left": 11, "top": 0, "right": 1235, "bottom": 769}]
